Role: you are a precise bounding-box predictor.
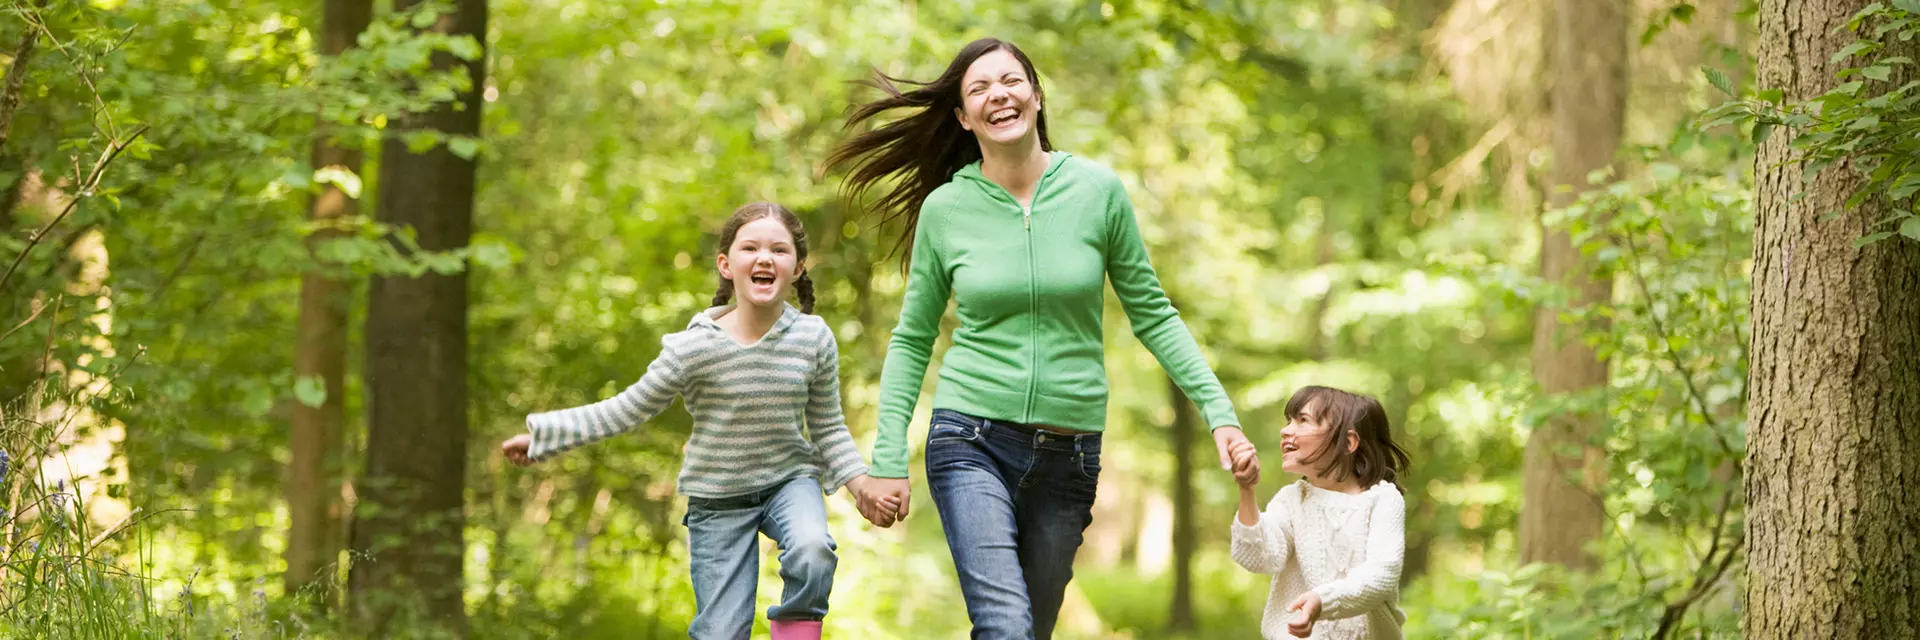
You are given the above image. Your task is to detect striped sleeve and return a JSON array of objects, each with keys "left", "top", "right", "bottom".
[
  {"left": 805, "top": 324, "right": 868, "bottom": 494},
  {"left": 524, "top": 335, "right": 694, "bottom": 460}
]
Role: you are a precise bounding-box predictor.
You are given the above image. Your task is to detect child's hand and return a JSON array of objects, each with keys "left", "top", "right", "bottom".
[
  {"left": 1285, "top": 590, "right": 1322, "bottom": 638},
  {"left": 501, "top": 434, "right": 534, "bottom": 466},
  {"left": 1228, "top": 438, "right": 1260, "bottom": 487},
  {"left": 847, "top": 475, "right": 902, "bottom": 528}
]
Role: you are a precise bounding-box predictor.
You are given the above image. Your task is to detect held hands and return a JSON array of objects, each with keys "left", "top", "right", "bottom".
[
  {"left": 847, "top": 475, "right": 910, "bottom": 528},
  {"left": 1215, "top": 426, "right": 1261, "bottom": 487},
  {"left": 1285, "top": 590, "right": 1323, "bottom": 638},
  {"left": 501, "top": 434, "right": 534, "bottom": 466}
]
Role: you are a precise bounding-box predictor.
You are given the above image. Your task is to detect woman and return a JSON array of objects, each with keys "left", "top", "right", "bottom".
[{"left": 827, "top": 38, "right": 1259, "bottom": 639}]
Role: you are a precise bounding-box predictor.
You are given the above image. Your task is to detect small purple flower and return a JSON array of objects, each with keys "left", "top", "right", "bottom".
[{"left": 0, "top": 449, "right": 10, "bottom": 477}]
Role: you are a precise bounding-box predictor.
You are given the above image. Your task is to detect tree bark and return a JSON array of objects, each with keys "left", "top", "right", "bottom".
[
  {"left": 1519, "top": 0, "right": 1626, "bottom": 571},
  {"left": 0, "top": 25, "right": 38, "bottom": 159},
  {"left": 1744, "top": 1, "right": 1920, "bottom": 637},
  {"left": 1167, "top": 376, "right": 1197, "bottom": 632},
  {"left": 347, "top": 0, "right": 485, "bottom": 633},
  {"left": 285, "top": 0, "right": 372, "bottom": 604}
]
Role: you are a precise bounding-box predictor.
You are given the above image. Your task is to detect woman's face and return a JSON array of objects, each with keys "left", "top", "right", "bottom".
[{"left": 954, "top": 49, "right": 1040, "bottom": 148}]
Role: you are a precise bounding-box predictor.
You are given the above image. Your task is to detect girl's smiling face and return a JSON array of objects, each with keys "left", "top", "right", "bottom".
[
  {"left": 717, "top": 216, "right": 800, "bottom": 310},
  {"left": 1279, "top": 399, "right": 1355, "bottom": 479}
]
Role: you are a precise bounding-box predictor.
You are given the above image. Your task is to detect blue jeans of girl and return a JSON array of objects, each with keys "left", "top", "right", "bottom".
[{"left": 682, "top": 475, "right": 835, "bottom": 639}]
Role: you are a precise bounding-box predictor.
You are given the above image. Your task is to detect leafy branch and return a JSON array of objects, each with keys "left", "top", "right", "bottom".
[
  {"left": 0, "top": 125, "right": 148, "bottom": 294},
  {"left": 1698, "top": 2, "right": 1920, "bottom": 246}
]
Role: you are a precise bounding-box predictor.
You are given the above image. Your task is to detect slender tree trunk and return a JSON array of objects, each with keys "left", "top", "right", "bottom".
[
  {"left": 1519, "top": 0, "right": 1626, "bottom": 571},
  {"left": 347, "top": 0, "right": 485, "bottom": 633},
  {"left": 1744, "top": 1, "right": 1920, "bottom": 637},
  {"left": 1167, "top": 376, "right": 1197, "bottom": 632},
  {"left": 0, "top": 25, "right": 38, "bottom": 158},
  {"left": 285, "top": 0, "right": 372, "bottom": 604},
  {"left": 0, "top": 14, "right": 42, "bottom": 406}
]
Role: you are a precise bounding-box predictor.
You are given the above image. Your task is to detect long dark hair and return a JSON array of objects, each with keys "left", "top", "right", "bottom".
[
  {"left": 710, "top": 201, "right": 816, "bottom": 314},
  {"left": 1285, "top": 385, "right": 1411, "bottom": 491},
  {"left": 824, "top": 37, "right": 1053, "bottom": 263}
]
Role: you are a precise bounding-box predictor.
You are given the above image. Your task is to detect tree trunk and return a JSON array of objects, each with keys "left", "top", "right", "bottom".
[
  {"left": 1519, "top": 0, "right": 1626, "bottom": 571},
  {"left": 0, "top": 26, "right": 38, "bottom": 159},
  {"left": 1745, "top": 1, "right": 1920, "bottom": 637},
  {"left": 285, "top": 0, "right": 371, "bottom": 604},
  {"left": 347, "top": 0, "right": 485, "bottom": 633},
  {"left": 1167, "top": 376, "right": 1197, "bottom": 632}
]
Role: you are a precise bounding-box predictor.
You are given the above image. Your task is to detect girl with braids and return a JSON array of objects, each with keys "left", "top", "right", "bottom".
[
  {"left": 826, "top": 38, "right": 1259, "bottom": 638},
  {"left": 501, "top": 202, "right": 897, "bottom": 640}
]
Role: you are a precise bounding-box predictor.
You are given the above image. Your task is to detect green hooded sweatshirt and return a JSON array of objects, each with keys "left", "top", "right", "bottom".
[{"left": 870, "top": 152, "right": 1240, "bottom": 478}]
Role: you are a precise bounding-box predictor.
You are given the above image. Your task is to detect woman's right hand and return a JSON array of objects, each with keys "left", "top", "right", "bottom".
[
  {"left": 501, "top": 434, "right": 534, "bottom": 466},
  {"left": 1228, "top": 438, "right": 1260, "bottom": 487}
]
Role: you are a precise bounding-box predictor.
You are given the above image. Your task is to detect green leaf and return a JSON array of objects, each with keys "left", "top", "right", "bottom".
[
  {"left": 1758, "top": 88, "right": 1786, "bottom": 105},
  {"left": 406, "top": 130, "right": 441, "bottom": 154},
  {"left": 244, "top": 387, "right": 274, "bottom": 418},
  {"left": 411, "top": 7, "right": 440, "bottom": 28},
  {"left": 294, "top": 375, "right": 328, "bottom": 409},
  {"left": 1902, "top": 216, "right": 1920, "bottom": 240},
  {"left": 1894, "top": 0, "right": 1920, "bottom": 13},
  {"left": 1831, "top": 41, "right": 1878, "bottom": 64},
  {"left": 1850, "top": 114, "right": 1883, "bottom": 130},
  {"left": 1851, "top": 3, "right": 1888, "bottom": 31},
  {"left": 1854, "top": 231, "right": 1897, "bottom": 246},
  {"left": 1704, "top": 67, "right": 1733, "bottom": 96},
  {"left": 445, "top": 36, "right": 483, "bottom": 61},
  {"left": 1752, "top": 122, "right": 1774, "bottom": 146},
  {"left": 1863, "top": 64, "right": 1893, "bottom": 81},
  {"left": 448, "top": 136, "right": 480, "bottom": 160},
  {"left": 281, "top": 166, "right": 314, "bottom": 189},
  {"left": 1891, "top": 175, "right": 1920, "bottom": 200}
]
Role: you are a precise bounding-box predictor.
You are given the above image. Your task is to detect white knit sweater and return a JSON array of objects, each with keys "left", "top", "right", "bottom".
[{"left": 1230, "top": 480, "right": 1407, "bottom": 640}]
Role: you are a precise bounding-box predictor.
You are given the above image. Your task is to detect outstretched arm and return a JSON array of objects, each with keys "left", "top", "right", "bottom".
[{"left": 522, "top": 339, "right": 692, "bottom": 460}]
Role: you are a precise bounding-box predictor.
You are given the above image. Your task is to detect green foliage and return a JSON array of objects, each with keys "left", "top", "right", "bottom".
[
  {"left": 2, "top": 0, "right": 1765, "bottom": 637},
  {"left": 1433, "top": 132, "right": 1751, "bottom": 639},
  {"left": 1700, "top": 2, "right": 1920, "bottom": 245}
]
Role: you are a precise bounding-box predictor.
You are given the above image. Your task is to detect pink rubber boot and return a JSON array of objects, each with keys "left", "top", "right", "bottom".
[{"left": 768, "top": 620, "right": 823, "bottom": 640}]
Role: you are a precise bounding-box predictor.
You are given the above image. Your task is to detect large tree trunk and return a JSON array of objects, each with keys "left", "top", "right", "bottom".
[
  {"left": 1519, "top": 0, "right": 1627, "bottom": 571},
  {"left": 1167, "top": 376, "right": 1196, "bottom": 632},
  {"left": 347, "top": 0, "right": 485, "bottom": 633},
  {"left": 284, "top": 0, "right": 372, "bottom": 604},
  {"left": 1744, "top": 1, "right": 1920, "bottom": 637}
]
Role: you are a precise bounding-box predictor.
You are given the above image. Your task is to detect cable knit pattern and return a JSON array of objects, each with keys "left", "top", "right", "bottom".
[{"left": 1230, "top": 480, "right": 1407, "bottom": 640}]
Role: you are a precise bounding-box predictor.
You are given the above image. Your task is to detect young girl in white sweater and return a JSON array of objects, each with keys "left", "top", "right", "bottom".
[{"left": 1226, "top": 385, "right": 1411, "bottom": 639}]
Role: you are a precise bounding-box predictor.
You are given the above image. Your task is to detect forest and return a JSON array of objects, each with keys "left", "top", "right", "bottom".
[{"left": 2, "top": 0, "right": 1917, "bottom": 637}]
